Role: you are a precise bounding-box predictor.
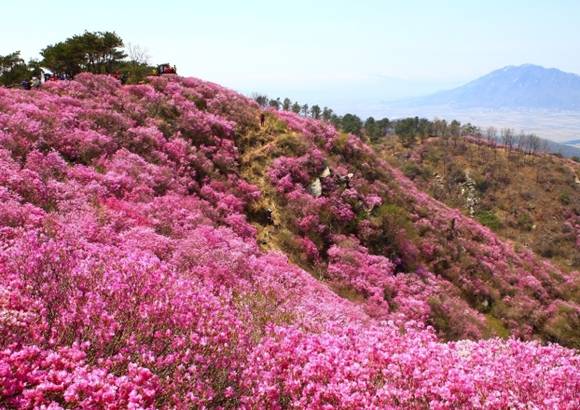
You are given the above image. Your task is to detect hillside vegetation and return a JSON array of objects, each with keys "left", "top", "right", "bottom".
[
  {"left": 378, "top": 136, "right": 580, "bottom": 271},
  {"left": 0, "top": 74, "right": 578, "bottom": 408}
]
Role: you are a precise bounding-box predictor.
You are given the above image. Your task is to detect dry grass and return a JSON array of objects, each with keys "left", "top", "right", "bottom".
[{"left": 378, "top": 136, "right": 580, "bottom": 271}]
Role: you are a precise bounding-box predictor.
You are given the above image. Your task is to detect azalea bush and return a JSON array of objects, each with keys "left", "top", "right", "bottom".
[{"left": 244, "top": 323, "right": 579, "bottom": 409}]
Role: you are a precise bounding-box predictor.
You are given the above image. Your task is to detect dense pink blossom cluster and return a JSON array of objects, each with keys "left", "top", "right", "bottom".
[
  {"left": 0, "top": 74, "right": 578, "bottom": 408},
  {"left": 244, "top": 323, "right": 579, "bottom": 409}
]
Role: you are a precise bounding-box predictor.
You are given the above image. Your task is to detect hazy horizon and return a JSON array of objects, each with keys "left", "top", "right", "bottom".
[{"left": 2, "top": 0, "right": 580, "bottom": 140}]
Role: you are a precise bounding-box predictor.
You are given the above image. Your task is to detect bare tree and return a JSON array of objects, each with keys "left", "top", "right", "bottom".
[
  {"left": 486, "top": 126, "right": 497, "bottom": 160},
  {"left": 126, "top": 42, "right": 150, "bottom": 65},
  {"left": 469, "top": 126, "right": 484, "bottom": 160},
  {"left": 528, "top": 134, "right": 541, "bottom": 156},
  {"left": 514, "top": 131, "right": 530, "bottom": 164},
  {"left": 486, "top": 126, "right": 496, "bottom": 144},
  {"left": 516, "top": 131, "right": 526, "bottom": 152},
  {"left": 501, "top": 128, "right": 515, "bottom": 156},
  {"left": 539, "top": 139, "right": 549, "bottom": 155}
]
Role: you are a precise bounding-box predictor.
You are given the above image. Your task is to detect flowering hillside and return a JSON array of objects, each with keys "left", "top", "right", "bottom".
[{"left": 0, "top": 74, "right": 578, "bottom": 409}]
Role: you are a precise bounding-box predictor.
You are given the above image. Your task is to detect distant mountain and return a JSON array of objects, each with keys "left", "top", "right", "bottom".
[
  {"left": 403, "top": 64, "right": 580, "bottom": 110},
  {"left": 544, "top": 138, "right": 580, "bottom": 157},
  {"left": 564, "top": 138, "right": 580, "bottom": 149}
]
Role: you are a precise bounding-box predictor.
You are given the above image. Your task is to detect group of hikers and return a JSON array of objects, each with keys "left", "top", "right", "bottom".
[
  {"left": 21, "top": 72, "right": 72, "bottom": 90},
  {"left": 21, "top": 78, "right": 39, "bottom": 90},
  {"left": 18, "top": 63, "right": 177, "bottom": 90},
  {"left": 20, "top": 71, "right": 129, "bottom": 90}
]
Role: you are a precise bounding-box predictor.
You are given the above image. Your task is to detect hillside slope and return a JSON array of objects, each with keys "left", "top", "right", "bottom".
[
  {"left": 378, "top": 137, "right": 580, "bottom": 271},
  {"left": 242, "top": 115, "right": 579, "bottom": 347},
  {"left": 0, "top": 74, "right": 578, "bottom": 408}
]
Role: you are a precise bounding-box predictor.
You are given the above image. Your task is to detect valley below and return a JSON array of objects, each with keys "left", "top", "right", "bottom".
[{"left": 380, "top": 105, "right": 580, "bottom": 143}]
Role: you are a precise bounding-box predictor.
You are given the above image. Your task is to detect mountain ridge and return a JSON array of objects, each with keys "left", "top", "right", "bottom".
[{"left": 398, "top": 64, "right": 580, "bottom": 110}]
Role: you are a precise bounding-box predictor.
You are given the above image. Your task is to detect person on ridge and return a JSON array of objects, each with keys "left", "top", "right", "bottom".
[{"left": 447, "top": 218, "right": 457, "bottom": 240}]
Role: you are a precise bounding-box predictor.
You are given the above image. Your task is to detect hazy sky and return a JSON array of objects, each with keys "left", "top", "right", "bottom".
[{"left": 2, "top": 0, "right": 580, "bottom": 110}]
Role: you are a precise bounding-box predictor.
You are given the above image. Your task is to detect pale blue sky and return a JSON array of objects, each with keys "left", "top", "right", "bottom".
[{"left": 2, "top": 0, "right": 579, "bottom": 111}]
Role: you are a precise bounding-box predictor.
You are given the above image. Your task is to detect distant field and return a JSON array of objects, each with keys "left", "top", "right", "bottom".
[{"left": 380, "top": 105, "right": 580, "bottom": 142}]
